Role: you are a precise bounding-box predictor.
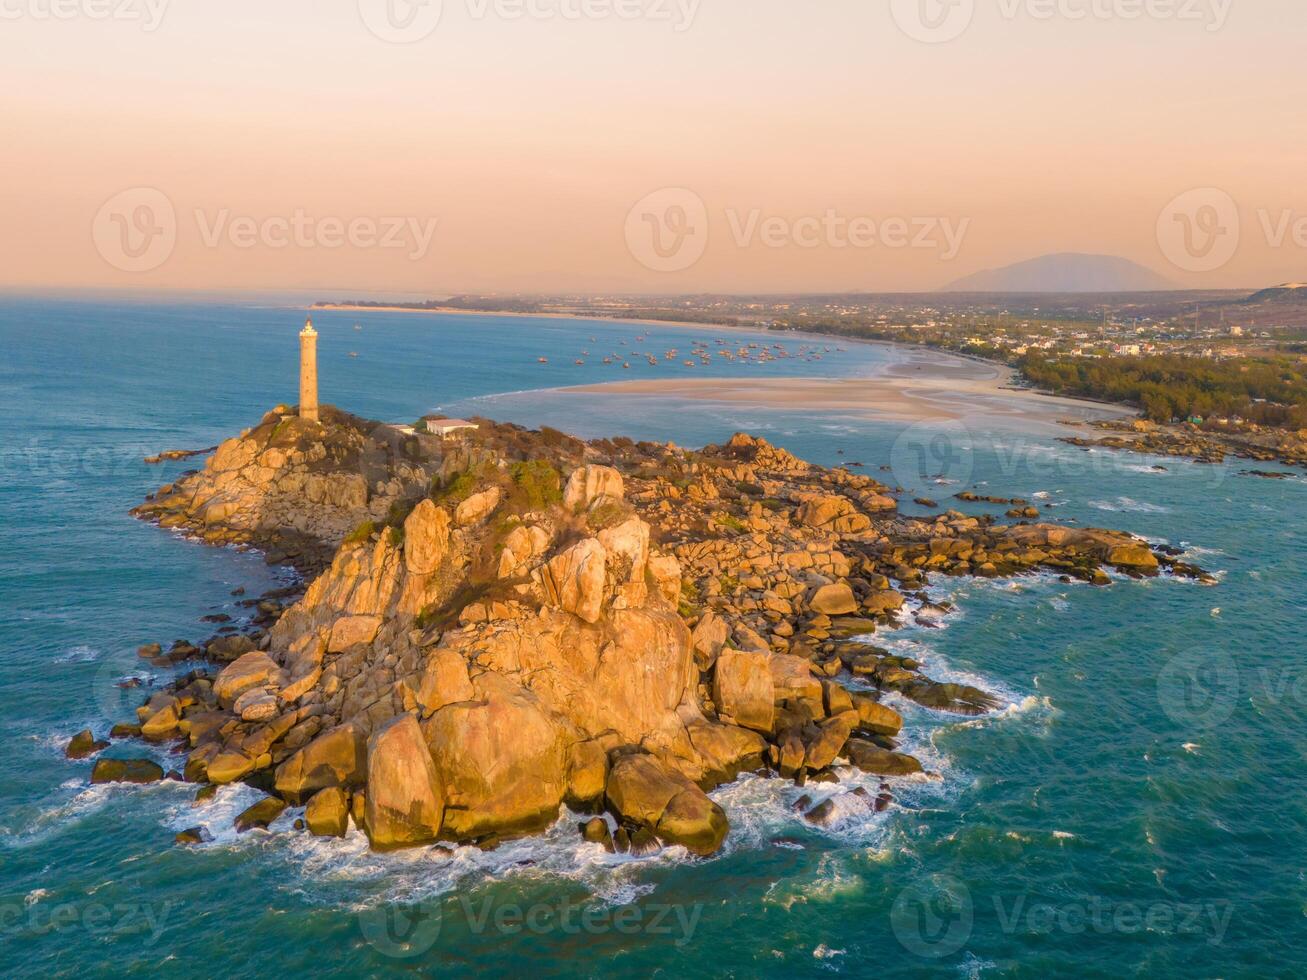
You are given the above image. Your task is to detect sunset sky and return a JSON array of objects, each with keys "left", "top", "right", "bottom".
[{"left": 3, "top": 0, "right": 1305, "bottom": 295}]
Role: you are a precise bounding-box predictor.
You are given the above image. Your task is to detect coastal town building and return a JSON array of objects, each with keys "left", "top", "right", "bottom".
[
  {"left": 300, "top": 318, "right": 319, "bottom": 422},
  {"left": 419, "top": 415, "right": 479, "bottom": 437}
]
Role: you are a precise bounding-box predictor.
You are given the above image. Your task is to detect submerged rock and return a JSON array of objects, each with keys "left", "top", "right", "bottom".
[
  {"left": 580, "top": 817, "right": 614, "bottom": 851},
  {"left": 234, "top": 796, "right": 287, "bottom": 832},
  {"left": 65, "top": 729, "right": 108, "bottom": 760},
  {"left": 844, "top": 739, "right": 923, "bottom": 776},
  {"left": 91, "top": 758, "right": 164, "bottom": 784}
]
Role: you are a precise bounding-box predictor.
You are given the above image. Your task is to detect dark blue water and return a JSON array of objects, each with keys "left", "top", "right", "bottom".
[{"left": 2, "top": 297, "right": 1304, "bottom": 978}]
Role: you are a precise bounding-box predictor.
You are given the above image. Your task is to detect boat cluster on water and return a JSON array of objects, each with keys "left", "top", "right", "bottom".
[{"left": 539, "top": 335, "right": 844, "bottom": 369}]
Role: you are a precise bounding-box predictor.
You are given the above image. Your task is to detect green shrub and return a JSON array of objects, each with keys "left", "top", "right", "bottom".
[
  {"left": 432, "top": 470, "right": 480, "bottom": 504},
  {"left": 587, "top": 500, "right": 628, "bottom": 530},
  {"left": 715, "top": 512, "right": 748, "bottom": 534},
  {"left": 387, "top": 499, "right": 416, "bottom": 526},
  {"left": 508, "top": 460, "right": 562, "bottom": 511},
  {"left": 344, "top": 520, "right": 376, "bottom": 546}
]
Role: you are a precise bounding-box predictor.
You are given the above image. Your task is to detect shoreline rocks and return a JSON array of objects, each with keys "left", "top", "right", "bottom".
[
  {"left": 101, "top": 406, "right": 1216, "bottom": 857},
  {"left": 1061, "top": 417, "right": 1307, "bottom": 471}
]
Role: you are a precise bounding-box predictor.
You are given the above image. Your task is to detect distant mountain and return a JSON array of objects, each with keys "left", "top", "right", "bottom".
[
  {"left": 1243, "top": 282, "right": 1307, "bottom": 304},
  {"left": 942, "top": 253, "right": 1174, "bottom": 293}
]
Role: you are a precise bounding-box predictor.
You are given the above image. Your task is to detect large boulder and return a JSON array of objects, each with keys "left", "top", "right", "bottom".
[
  {"left": 498, "top": 524, "right": 551, "bottom": 578},
  {"left": 690, "top": 611, "right": 730, "bottom": 671},
  {"left": 213, "top": 651, "right": 279, "bottom": 706},
  {"left": 274, "top": 722, "right": 367, "bottom": 803},
  {"left": 234, "top": 797, "right": 286, "bottom": 833},
  {"left": 605, "top": 754, "right": 728, "bottom": 857},
  {"left": 803, "top": 710, "right": 859, "bottom": 771},
  {"left": 206, "top": 751, "right": 256, "bottom": 785},
  {"left": 646, "top": 553, "right": 682, "bottom": 604},
  {"left": 422, "top": 673, "right": 569, "bottom": 840},
  {"left": 65, "top": 729, "right": 108, "bottom": 760},
  {"left": 403, "top": 499, "right": 451, "bottom": 575},
  {"left": 565, "top": 739, "right": 609, "bottom": 809},
  {"left": 455, "top": 606, "right": 695, "bottom": 750},
  {"left": 327, "top": 614, "right": 382, "bottom": 652},
  {"left": 769, "top": 653, "right": 824, "bottom": 712},
  {"left": 863, "top": 590, "right": 906, "bottom": 616},
  {"left": 534, "top": 538, "right": 606, "bottom": 623},
  {"left": 90, "top": 758, "right": 164, "bottom": 784},
  {"left": 810, "top": 582, "right": 858, "bottom": 616},
  {"left": 713, "top": 649, "right": 775, "bottom": 734},
  {"left": 305, "top": 786, "right": 351, "bottom": 837},
  {"left": 685, "top": 720, "right": 767, "bottom": 787},
  {"left": 850, "top": 693, "right": 903, "bottom": 736},
  {"left": 795, "top": 494, "right": 871, "bottom": 534},
  {"left": 415, "top": 649, "right": 476, "bottom": 715},
  {"left": 455, "top": 487, "right": 501, "bottom": 527},
  {"left": 365, "top": 714, "right": 445, "bottom": 849},
  {"left": 564, "top": 464, "right": 624, "bottom": 511},
  {"left": 598, "top": 517, "right": 650, "bottom": 586},
  {"left": 845, "top": 739, "right": 923, "bottom": 776}
]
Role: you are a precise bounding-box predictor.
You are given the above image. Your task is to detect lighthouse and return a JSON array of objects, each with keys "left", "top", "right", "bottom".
[{"left": 299, "top": 318, "right": 320, "bottom": 422}]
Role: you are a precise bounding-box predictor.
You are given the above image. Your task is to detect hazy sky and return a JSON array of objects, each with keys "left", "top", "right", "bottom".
[{"left": 3, "top": 0, "right": 1305, "bottom": 295}]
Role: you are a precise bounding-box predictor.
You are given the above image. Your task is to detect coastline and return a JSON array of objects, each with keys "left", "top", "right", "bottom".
[
  {"left": 562, "top": 365, "right": 1134, "bottom": 427},
  {"left": 311, "top": 303, "right": 1144, "bottom": 428},
  {"left": 311, "top": 303, "right": 731, "bottom": 334}
]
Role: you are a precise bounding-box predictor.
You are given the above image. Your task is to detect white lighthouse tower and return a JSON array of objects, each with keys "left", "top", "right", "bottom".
[{"left": 299, "top": 318, "right": 319, "bottom": 422}]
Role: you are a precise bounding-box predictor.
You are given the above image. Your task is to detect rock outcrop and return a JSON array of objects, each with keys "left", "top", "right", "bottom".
[{"left": 116, "top": 409, "right": 1213, "bottom": 857}]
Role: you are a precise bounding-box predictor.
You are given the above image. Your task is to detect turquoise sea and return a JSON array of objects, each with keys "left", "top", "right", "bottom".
[{"left": 2, "top": 298, "right": 1305, "bottom": 977}]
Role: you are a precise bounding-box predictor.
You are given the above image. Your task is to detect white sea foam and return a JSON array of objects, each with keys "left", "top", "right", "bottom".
[
  {"left": 53, "top": 644, "right": 101, "bottom": 664},
  {"left": 0, "top": 779, "right": 187, "bottom": 850},
  {"left": 764, "top": 852, "right": 865, "bottom": 911},
  {"left": 1087, "top": 496, "right": 1170, "bottom": 514},
  {"left": 959, "top": 953, "right": 1001, "bottom": 978},
  {"left": 200, "top": 797, "right": 702, "bottom": 911}
]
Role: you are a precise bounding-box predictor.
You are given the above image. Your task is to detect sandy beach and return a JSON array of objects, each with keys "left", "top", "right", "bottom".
[
  {"left": 567, "top": 349, "right": 1132, "bottom": 427},
  {"left": 317, "top": 303, "right": 1133, "bottom": 427}
]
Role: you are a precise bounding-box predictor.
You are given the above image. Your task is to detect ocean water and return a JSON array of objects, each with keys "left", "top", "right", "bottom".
[{"left": 1, "top": 297, "right": 1304, "bottom": 977}]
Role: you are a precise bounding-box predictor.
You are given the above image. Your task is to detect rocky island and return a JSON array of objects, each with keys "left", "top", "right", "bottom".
[
  {"left": 85, "top": 405, "right": 1212, "bottom": 856},
  {"left": 1061, "top": 417, "right": 1307, "bottom": 472}
]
